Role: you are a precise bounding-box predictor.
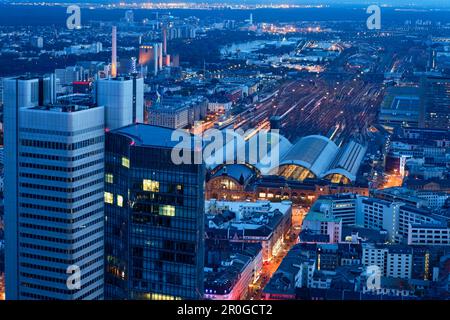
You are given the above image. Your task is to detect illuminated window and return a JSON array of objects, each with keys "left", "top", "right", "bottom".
[
  {"left": 159, "top": 205, "right": 175, "bottom": 217},
  {"left": 104, "top": 192, "right": 113, "bottom": 204},
  {"left": 122, "top": 157, "right": 130, "bottom": 168},
  {"left": 145, "top": 293, "right": 181, "bottom": 300},
  {"left": 117, "top": 195, "right": 124, "bottom": 207},
  {"left": 105, "top": 173, "right": 114, "bottom": 184},
  {"left": 143, "top": 179, "right": 159, "bottom": 192}
]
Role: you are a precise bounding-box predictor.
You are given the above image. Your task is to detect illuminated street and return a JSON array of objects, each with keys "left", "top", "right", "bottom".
[
  {"left": 249, "top": 226, "right": 301, "bottom": 300},
  {"left": 380, "top": 173, "right": 404, "bottom": 189}
]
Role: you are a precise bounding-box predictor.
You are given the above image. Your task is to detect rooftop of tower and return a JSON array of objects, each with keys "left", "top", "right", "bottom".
[
  {"left": 111, "top": 123, "right": 196, "bottom": 149},
  {"left": 29, "top": 103, "right": 100, "bottom": 113}
]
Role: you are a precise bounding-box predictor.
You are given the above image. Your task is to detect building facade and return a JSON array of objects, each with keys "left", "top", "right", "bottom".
[
  {"left": 421, "top": 76, "right": 450, "bottom": 130},
  {"left": 96, "top": 75, "right": 144, "bottom": 130},
  {"left": 408, "top": 224, "right": 450, "bottom": 246},
  {"left": 4, "top": 75, "right": 104, "bottom": 299},
  {"left": 104, "top": 124, "right": 205, "bottom": 300},
  {"left": 362, "top": 244, "right": 413, "bottom": 279}
]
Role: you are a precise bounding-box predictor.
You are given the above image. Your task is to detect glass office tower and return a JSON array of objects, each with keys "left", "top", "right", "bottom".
[
  {"left": 421, "top": 76, "right": 450, "bottom": 130},
  {"left": 105, "top": 124, "right": 205, "bottom": 300}
]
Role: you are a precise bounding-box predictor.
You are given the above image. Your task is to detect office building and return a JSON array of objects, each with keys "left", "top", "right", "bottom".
[
  {"left": 208, "top": 97, "right": 233, "bottom": 113},
  {"left": 415, "top": 191, "right": 449, "bottom": 209},
  {"left": 421, "top": 76, "right": 450, "bottom": 130},
  {"left": 104, "top": 124, "right": 205, "bottom": 300},
  {"left": 373, "top": 187, "right": 426, "bottom": 208},
  {"left": 301, "top": 210, "right": 342, "bottom": 244},
  {"left": 148, "top": 103, "right": 190, "bottom": 129},
  {"left": 64, "top": 42, "right": 103, "bottom": 56},
  {"left": 55, "top": 66, "right": 84, "bottom": 86},
  {"left": 408, "top": 224, "right": 450, "bottom": 246},
  {"left": 311, "top": 193, "right": 358, "bottom": 226},
  {"left": 356, "top": 197, "right": 447, "bottom": 243},
  {"left": 362, "top": 244, "right": 413, "bottom": 279},
  {"left": 96, "top": 75, "right": 144, "bottom": 130},
  {"left": 386, "top": 246, "right": 413, "bottom": 279},
  {"left": 3, "top": 75, "right": 104, "bottom": 299},
  {"left": 306, "top": 188, "right": 450, "bottom": 245},
  {"left": 148, "top": 95, "right": 208, "bottom": 129}
]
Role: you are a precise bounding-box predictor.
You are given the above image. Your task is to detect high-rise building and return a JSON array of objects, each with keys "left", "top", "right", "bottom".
[
  {"left": 96, "top": 75, "right": 144, "bottom": 130},
  {"left": 104, "top": 124, "right": 205, "bottom": 300},
  {"left": 420, "top": 76, "right": 450, "bottom": 130},
  {"left": 55, "top": 66, "right": 84, "bottom": 86},
  {"left": 3, "top": 76, "right": 105, "bottom": 299}
]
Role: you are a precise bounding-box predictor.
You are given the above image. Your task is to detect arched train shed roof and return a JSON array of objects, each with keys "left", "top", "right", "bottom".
[{"left": 279, "top": 135, "right": 339, "bottom": 178}]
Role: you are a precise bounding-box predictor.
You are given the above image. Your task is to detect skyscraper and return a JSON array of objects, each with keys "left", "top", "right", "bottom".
[
  {"left": 96, "top": 75, "right": 144, "bottom": 130},
  {"left": 3, "top": 76, "right": 105, "bottom": 299},
  {"left": 3, "top": 75, "right": 54, "bottom": 300},
  {"left": 421, "top": 76, "right": 450, "bottom": 130},
  {"left": 104, "top": 124, "right": 205, "bottom": 300}
]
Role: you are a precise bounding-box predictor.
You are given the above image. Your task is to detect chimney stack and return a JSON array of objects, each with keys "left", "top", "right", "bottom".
[
  {"left": 111, "top": 26, "right": 117, "bottom": 78},
  {"left": 162, "top": 27, "right": 167, "bottom": 55}
]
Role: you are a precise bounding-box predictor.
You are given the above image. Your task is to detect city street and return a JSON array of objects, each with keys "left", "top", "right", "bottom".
[{"left": 248, "top": 227, "right": 301, "bottom": 300}]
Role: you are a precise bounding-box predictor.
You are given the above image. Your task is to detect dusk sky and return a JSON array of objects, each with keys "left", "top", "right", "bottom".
[{"left": 2, "top": 0, "right": 450, "bottom": 6}]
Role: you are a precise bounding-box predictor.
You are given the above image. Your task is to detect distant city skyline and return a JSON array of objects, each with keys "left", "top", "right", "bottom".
[{"left": 2, "top": 0, "right": 450, "bottom": 7}]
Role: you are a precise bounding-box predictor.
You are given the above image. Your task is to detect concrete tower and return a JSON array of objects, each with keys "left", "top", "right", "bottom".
[
  {"left": 3, "top": 76, "right": 105, "bottom": 300},
  {"left": 111, "top": 26, "right": 117, "bottom": 78},
  {"left": 162, "top": 27, "right": 167, "bottom": 55}
]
